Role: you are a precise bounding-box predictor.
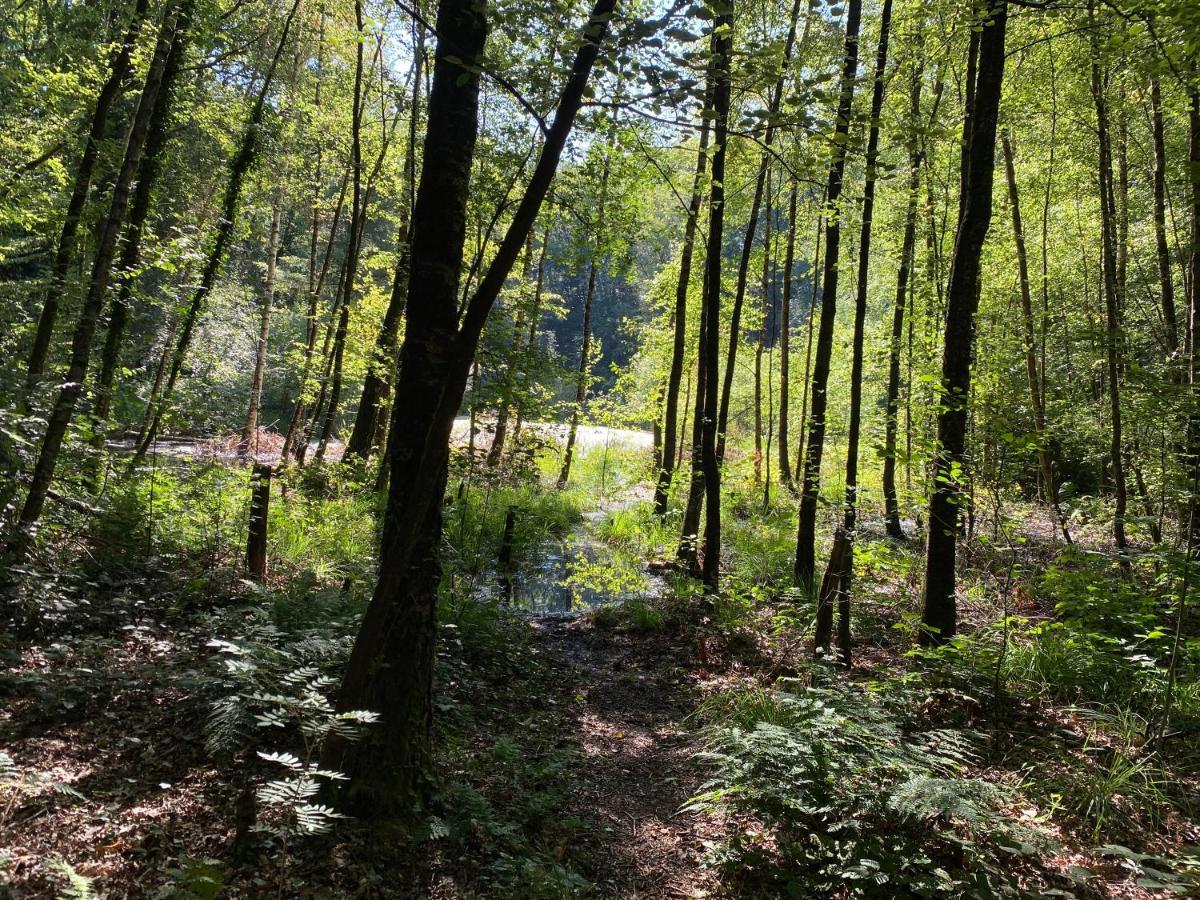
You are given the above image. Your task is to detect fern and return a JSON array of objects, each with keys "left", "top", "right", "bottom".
[{"left": 47, "top": 857, "right": 95, "bottom": 900}]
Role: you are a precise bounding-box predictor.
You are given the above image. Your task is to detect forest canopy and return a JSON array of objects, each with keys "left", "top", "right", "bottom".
[{"left": 2, "top": 0, "right": 1200, "bottom": 895}]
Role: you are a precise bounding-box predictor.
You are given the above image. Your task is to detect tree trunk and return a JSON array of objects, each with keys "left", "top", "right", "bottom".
[
  {"left": 326, "top": 0, "right": 616, "bottom": 815},
  {"left": 23, "top": 0, "right": 150, "bottom": 400},
  {"left": 132, "top": 0, "right": 302, "bottom": 464},
  {"left": 778, "top": 181, "right": 797, "bottom": 489},
  {"left": 88, "top": 12, "right": 189, "bottom": 483},
  {"left": 1185, "top": 86, "right": 1200, "bottom": 549},
  {"left": 242, "top": 199, "right": 283, "bottom": 456},
  {"left": 794, "top": 0, "right": 862, "bottom": 592},
  {"left": 884, "top": 62, "right": 922, "bottom": 539},
  {"left": 1091, "top": 59, "right": 1128, "bottom": 556},
  {"left": 920, "top": 0, "right": 1008, "bottom": 645},
  {"left": 1001, "top": 131, "right": 1071, "bottom": 543},
  {"left": 508, "top": 222, "right": 552, "bottom": 459},
  {"left": 700, "top": 4, "right": 733, "bottom": 593},
  {"left": 9, "top": 0, "right": 185, "bottom": 561},
  {"left": 246, "top": 463, "right": 272, "bottom": 581},
  {"left": 654, "top": 114, "right": 710, "bottom": 514},
  {"left": 1152, "top": 79, "right": 1179, "bottom": 363},
  {"left": 281, "top": 169, "right": 349, "bottom": 461},
  {"left": 815, "top": 0, "right": 891, "bottom": 663},
  {"left": 557, "top": 259, "right": 598, "bottom": 489},
  {"left": 715, "top": 0, "right": 804, "bottom": 462},
  {"left": 345, "top": 25, "right": 425, "bottom": 460},
  {"left": 313, "top": 0, "right": 367, "bottom": 463},
  {"left": 795, "top": 208, "right": 822, "bottom": 481},
  {"left": 753, "top": 172, "right": 772, "bottom": 488}
]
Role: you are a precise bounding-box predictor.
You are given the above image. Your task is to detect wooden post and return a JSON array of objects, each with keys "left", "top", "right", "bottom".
[
  {"left": 246, "top": 463, "right": 272, "bottom": 581},
  {"left": 498, "top": 505, "right": 516, "bottom": 602}
]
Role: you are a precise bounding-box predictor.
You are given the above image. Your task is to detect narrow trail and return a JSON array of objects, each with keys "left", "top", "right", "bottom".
[{"left": 531, "top": 616, "right": 719, "bottom": 898}]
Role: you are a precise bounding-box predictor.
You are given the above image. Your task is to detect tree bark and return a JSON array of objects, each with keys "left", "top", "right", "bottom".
[
  {"left": 345, "top": 25, "right": 425, "bottom": 460},
  {"left": 9, "top": 0, "right": 185, "bottom": 560},
  {"left": 700, "top": 3, "right": 733, "bottom": 593},
  {"left": 88, "top": 12, "right": 189, "bottom": 481},
  {"left": 654, "top": 115, "right": 710, "bottom": 514},
  {"left": 1152, "top": 79, "right": 1179, "bottom": 363},
  {"left": 794, "top": 0, "right": 862, "bottom": 592},
  {"left": 778, "top": 181, "right": 797, "bottom": 489},
  {"left": 23, "top": 0, "right": 150, "bottom": 399},
  {"left": 326, "top": 0, "right": 616, "bottom": 814},
  {"left": 242, "top": 199, "right": 283, "bottom": 455},
  {"left": 814, "top": 0, "right": 891, "bottom": 664},
  {"left": 132, "top": 0, "right": 302, "bottom": 464},
  {"left": 1001, "top": 131, "right": 1071, "bottom": 543},
  {"left": 715, "top": 0, "right": 804, "bottom": 461},
  {"left": 557, "top": 258, "right": 598, "bottom": 488},
  {"left": 1091, "top": 59, "right": 1128, "bottom": 556},
  {"left": 920, "top": 0, "right": 1007, "bottom": 645},
  {"left": 883, "top": 61, "right": 923, "bottom": 539}
]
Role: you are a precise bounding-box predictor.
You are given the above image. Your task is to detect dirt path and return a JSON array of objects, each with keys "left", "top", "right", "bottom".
[{"left": 531, "top": 616, "right": 719, "bottom": 899}]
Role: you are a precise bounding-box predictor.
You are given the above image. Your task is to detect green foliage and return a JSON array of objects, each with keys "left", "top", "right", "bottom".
[{"left": 689, "top": 676, "right": 1056, "bottom": 897}]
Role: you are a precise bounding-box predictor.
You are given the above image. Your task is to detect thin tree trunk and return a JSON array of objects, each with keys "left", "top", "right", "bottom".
[
  {"left": 884, "top": 62, "right": 922, "bottom": 539},
  {"left": 701, "top": 3, "right": 733, "bottom": 593},
  {"left": 557, "top": 259, "right": 598, "bottom": 488},
  {"left": 486, "top": 232, "right": 535, "bottom": 467},
  {"left": 715, "top": 0, "right": 804, "bottom": 461},
  {"left": 23, "top": 0, "right": 150, "bottom": 399},
  {"left": 9, "top": 1, "right": 184, "bottom": 561},
  {"left": 281, "top": 169, "right": 349, "bottom": 462},
  {"left": 1001, "top": 131, "right": 1071, "bottom": 543},
  {"left": 1092, "top": 58, "right": 1129, "bottom": 556},
  {"left": 753, "top": 171, "right": 772, "bottom": 488},
  {"left": 1185, "top": 85, "right": 1200, "bottom": 550},
  {"left": 508, "top": 222, "right": 552, "bottom": 458},
  {"left": 795, "top": 209, "right": 822, "bottom": 481},
  {"left": 132, "top": 0, "right": 302, "bottom": 464},
  {"left": 313, "top": 0, "right": 367, "bottom": 462},
  {"left": 1152, "top": 79, "right": 1179, "bottom": 363},
  {"left": 794, "top": 0, "right": 862, "bottom": 592},
  {"left": 345, "top": 25, "right": 425, "bottom": 459},
  {"left": 815, "top": 0, "right": 891, "bottom": 664},
  {"left": 920, "top": 0, "right": 1008, "bottom": 645},
  {"left": 88, "top": 13, "right": 189, "bottom": 483},
  {"left": 778, "top": 181, "right": 797, "bottom": 489},
  {"left": 654, "top": 114, "right": 710, "bottom": 514},
  {"left": 242, "top": 198, "right": 283, "bottom": 455}
]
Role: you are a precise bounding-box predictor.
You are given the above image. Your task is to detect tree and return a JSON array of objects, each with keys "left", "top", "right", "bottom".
[
  {"left": 920, "top": 0, "right": 1008, "bottom": 645},
  {"left": 8, "top": 0, "right": 190, "bottom": 565},
  {"left": 324, "top": 0, "right": 618, "bottom": 812},
  {"left": 794, "top": 0, "right": 862, "bottom": 592}
]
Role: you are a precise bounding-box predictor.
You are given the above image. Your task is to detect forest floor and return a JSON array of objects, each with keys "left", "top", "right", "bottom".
[{"left": 0, "top": 601, "right": 727, "bottom": 897}]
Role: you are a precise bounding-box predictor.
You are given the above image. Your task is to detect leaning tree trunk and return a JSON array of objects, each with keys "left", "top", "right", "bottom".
[
  {"left": 132, "top": 0, "right": 302, "bottom": 464},
  {"left": 325, "top": 0, "right": 616, "bottom": 815},
  {"left": 23, "top": 0, "right": 150, "bottom": 401},
  {"left": 1001, "top": 130, "right": 1071, "bottom": 543},
  {"left": 313, "top": 0, "right": 367, "bottom": 463},
  {"left": 654, "top": 114, "right": 710, "bottom": 514},
  {"left": 700, "top": 3, "right": 733, "bottom": 593},
  {"left": 9, "top": 1, "right": 184, "bottom": 562},
  {"left": 794, "top": 0, "right": 862, "bottom": 592},
  {"left": 88, "top": 12, "right": 190, "bottom": 485},
  {"left": 814, "top": 0, "right": 891, "bottom": 664},
  {"left": 920, "top": 0, "right": 1008, "bottom": 645},
  {"left": 345, "top": 25, "right": 424, "bottom": 460}
]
